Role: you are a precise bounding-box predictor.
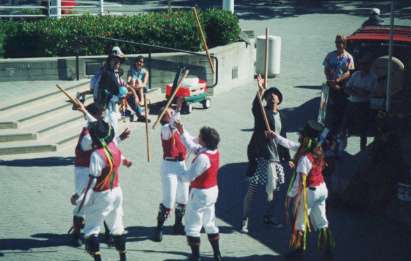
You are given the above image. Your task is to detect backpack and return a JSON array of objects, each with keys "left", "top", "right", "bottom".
[{"left": 90, "top": 68, "right": 103, "bottom": 102}]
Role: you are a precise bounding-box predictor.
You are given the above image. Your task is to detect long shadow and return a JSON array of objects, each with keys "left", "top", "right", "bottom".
[
  {"left": 0, "top": 157, "right": 74, "bottom": 167},
  {"left": 0, "top": 233, "right": 73, "bottom": 252},
  {"left": 294, "top": 85, "right": 322, "bottom": 90},
  {"left": 282, "top": 97, "right": 320, "bottom": 133}
]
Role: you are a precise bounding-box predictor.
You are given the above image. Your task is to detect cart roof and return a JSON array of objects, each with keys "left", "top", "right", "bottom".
[{"left": 347, "top": 26, "right": 411, "bottom": 43}]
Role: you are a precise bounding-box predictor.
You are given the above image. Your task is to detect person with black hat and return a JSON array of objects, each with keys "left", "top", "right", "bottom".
[
  {"left": 70, "top": 102, "right": 131, "bottom": 247},
  {"left": 241, "top": 74, "right": 291, "bottom": 233},
  {"left": 76, "top": 119, "right": 132, "bottom": 261},
  {"left": 268, "top": 120, "right": 334, "bottom": 258}
]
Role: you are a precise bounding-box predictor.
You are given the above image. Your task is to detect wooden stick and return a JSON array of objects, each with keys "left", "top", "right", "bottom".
[
  {"left": 192, "top": 7, "right": 215, "bottom": 74},
  {"left": 264, "top": 28, "right": 269, "bottom": 88},
  {"left": 143, "top": 93, "right": 151, "bottom": 162},
  {"left": 152, "top": 69, "right": 190, "bottom": 129},
  {"left": 256, "top": 88, "right": 271, "bottom": 132},
  {"left": 255, "top": 28, "right": 272, "bottom": 132},
  {"left": 56, "top": 84, "right": 81, "bottom": 107}
]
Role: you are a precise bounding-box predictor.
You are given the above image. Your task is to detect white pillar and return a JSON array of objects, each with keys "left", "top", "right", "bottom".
[
  {"left": 100, "top": 0, "right": 104, "bottom": 16},
  {"left": 222, "top": 0, "right": 234, "bottom": 14},
  {"left": 50, "top": 0, "right": 62, "bottom": 19}
]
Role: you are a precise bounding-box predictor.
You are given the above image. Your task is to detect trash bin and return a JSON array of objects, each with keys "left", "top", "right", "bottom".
[{"left": 256, "top": 35, "right": 281, "bottom": 78}]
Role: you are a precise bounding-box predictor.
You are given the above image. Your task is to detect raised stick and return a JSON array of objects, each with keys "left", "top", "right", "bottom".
[
  {"left": 255, "top": 28, "right": 272, "bottom": 132},
  {"left": 56, "top": 84, "right": 81, "bottom": 107},
  {"left": 143, "top": 93, "right": 151, "bottom": 162},
  {"left": 264, "top": 28, "right": 269, "bottom": 88},
  {"left": 192, "top": 7, "right": 215, "bottom": 74},
  {"left": 152, "top": 69, "right": 190, "bottom": 129}
]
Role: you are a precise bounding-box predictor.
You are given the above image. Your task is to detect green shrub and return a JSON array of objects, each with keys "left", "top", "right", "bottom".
[{"left": 0, "top": 9, "right": 240, "bottom": 58}]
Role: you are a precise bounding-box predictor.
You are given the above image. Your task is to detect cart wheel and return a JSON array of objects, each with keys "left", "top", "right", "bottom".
[
  {"left": 202, "top": 99, "right": 211, "bottom": 109},
  {"left": 183, "top": 103, "right": 193, "bottom": 114}
]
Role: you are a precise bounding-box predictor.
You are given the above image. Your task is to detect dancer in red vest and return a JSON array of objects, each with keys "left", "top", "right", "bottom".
[
  {"left": 153, "top": 105, "right": 189, "bottom": 242},
  {"left": 71, "top": 103, "right": 130, "bottom": 247},
  {"left": 176, "top": 122, "right": 222, "bottom": 261},
  {"left": 267, "top": 120, "right": 334, "bottom": 258},
  {"left": 70, "top": 103, "right": 102, "bottom": 246},
  {"left": 77, "top": 120, "right": 132, "bottom": 261}
]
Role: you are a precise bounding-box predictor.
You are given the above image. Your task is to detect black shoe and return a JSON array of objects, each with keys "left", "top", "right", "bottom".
[
  {"left": 214, "top": 253, "right": 223, "bottom": 261},
  {"left": 137, "top": 116, "right": 151, "bottom": 123},
  {"left": 153, "top": 227, "right": 163, "bottom": 242}
]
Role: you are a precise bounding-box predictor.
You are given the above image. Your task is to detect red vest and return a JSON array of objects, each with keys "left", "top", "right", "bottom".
[
  {"left": 74, "top": 127, "right": 92, "bottom": 167},
  {"left": 161, "top": 127, "right": 187, "bottom": 161},
  {"left": 94, "top": 142, "right": 122, "bottom": 192},
  {"left": 306, "top": 153, "right": 324, "bottom": 187},
  {"left": 191, "top": 151, "right": 220, "bottom": 189}
]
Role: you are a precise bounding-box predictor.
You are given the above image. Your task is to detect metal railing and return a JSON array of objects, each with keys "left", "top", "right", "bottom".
[{"left": 0, "top": 0, "right": 122, "bottom": 19}]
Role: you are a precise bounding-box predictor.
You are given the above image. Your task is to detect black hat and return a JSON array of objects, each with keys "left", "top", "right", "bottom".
[
  {"left": 301, "top": 120, "right": 324, "bottom": 140},
  {"left": 263, "top": 87, "right": 283, "bottom": 104},
  {"left": 88, "top": 120, "right": 114, "bottom": 147}
]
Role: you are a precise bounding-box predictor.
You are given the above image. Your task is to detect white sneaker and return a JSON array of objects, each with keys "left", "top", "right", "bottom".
[{"left": 240, "top": 219, "right": 249, "bottom": 233}]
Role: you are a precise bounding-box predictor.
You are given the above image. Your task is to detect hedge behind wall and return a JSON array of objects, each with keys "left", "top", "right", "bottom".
[{"left": 0, "top": 9, "right": 241, "bottom": 58}]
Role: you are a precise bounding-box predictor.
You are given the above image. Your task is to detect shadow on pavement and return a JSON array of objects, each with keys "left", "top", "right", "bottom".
[
  {"left": 294, "top": 85, "right": 323, "bottom": 90},
  {"left": 0, "top": 233, "right": 72, "bottom": 252},
  {"left": 164, "top": 254, "right": 282, "bottom": 261},
  {"left": 282, "top": 97, "right": 320, "bottom": 133},
  {"left": 0, "top": 157, "right": 74, "bottom": 167}
]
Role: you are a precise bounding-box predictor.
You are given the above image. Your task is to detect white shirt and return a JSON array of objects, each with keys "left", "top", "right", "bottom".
[
  {"left": 346, "top": 71, "right": 377, "bottom": 102},
  {"left": 287, "top": 156, "right": 312, "bottom": 198},
  {"left": 89, "top": 140, "right": 124, "bottom": 178},
  {"left": 179, "top": 129, "right": 216, "bottom": 182},
  {"left": 275, "top": 135, "right": 300, "bottom": 151}
]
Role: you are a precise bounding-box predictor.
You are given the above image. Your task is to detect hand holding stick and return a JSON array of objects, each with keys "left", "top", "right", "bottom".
[
  {"left": 56, "top": 84, "right": 82, "bottom": 108},
  {"left": 152, "top": 69, "right": 189, "bottom": 129}
]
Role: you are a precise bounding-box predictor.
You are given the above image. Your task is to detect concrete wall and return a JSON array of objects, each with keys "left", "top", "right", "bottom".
[{"left": 0, "top": 40, "right": 256, "bottom": 94}]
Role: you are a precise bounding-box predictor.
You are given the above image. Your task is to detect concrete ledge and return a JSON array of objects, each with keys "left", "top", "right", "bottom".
[
  {"left": 0, "top": 41, "right": 256, "bottom": 95},
  {"left": 0, "top": 144, "right": 57, "bottom": 155},
  {"left": 0, "top": 121, "right": 18, "bottom": 129}
]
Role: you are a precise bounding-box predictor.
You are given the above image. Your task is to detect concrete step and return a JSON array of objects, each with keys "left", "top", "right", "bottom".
[
  {"left": 0, "top": 80, "right": 90, "bottom": 127},
  {"left": 0, "top": 140, "right": 57, "bottom": 156},
  {"left": 0, "top": 129, "right": 37, "bottom": 143}
]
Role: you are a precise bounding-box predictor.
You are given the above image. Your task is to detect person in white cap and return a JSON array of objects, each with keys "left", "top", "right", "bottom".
[{"left": 362, "top": 8, "right": 384, "bottom": 27}]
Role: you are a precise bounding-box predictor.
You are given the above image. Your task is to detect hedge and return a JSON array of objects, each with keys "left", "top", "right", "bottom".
[{"left": 0, "top": 9, "right": 241, "bottom": 58}]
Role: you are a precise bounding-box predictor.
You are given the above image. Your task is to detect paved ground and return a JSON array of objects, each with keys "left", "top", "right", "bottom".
[{"left": 1, "top": 1, "right": 411, "bottom": 261}]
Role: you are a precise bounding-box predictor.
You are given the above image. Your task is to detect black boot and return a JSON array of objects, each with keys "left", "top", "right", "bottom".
[
  {"left": 85, "top": 235, "right": 102, "bottom": 261},
  {"left": 153, "top": 203, "right": 170, "bottom": 242},
  {"left": 103, "top": 221, "right": 114, "bottom": 247},
  {"left": 208, "top": 233, "right": 222, "bottom": 261},
  {"left": 318, "top": 228, "right": 335, "bottom": 258},
  {"left": 173, "top": 203, "right": 186, "bottom": 235},
  {"left": 187, "top": 236, "right": 201, "bottom": 261},
  {"left": 72, "top": 216, "right": 84, "bottom": 247},
  {"left": 113, "top": 234, "right": 127, "bottom": 261}
]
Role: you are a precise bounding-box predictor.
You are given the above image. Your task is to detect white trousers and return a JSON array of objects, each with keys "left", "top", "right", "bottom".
[
  {"left": 160, "top": 160, "right": 189, "bottom": 209},
  {"left": 73, "top": 166, "right": 89, "bottom": 217},
  {"left": 295, "top": 182, "right": 329, "bottom": 231},
  {"left": 184, "top": 186, "right": 219, "bottom": 237},
  {"left": 83, "top": 187, "right": 125, "bottom": 237}
]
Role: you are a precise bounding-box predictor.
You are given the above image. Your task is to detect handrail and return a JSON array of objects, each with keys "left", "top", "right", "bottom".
[{"left": 94, "top": 36, "right": 219, "bottom": 88}]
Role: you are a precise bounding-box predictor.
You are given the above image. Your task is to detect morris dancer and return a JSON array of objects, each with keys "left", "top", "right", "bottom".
[
  {"left": 71, "top": 103, "right": 130, "bottom": 247},
  {"left": 77, "top": 119, "right": 132, "bottom": 261},
  {"left": 242, "top": 75, "right": 291, "bottom": 232},
  {"left": 175, "top": 122, "right": 222, "bottom": 261},
  {"left": 153, "top": 99, "right": 189, "bottom": 242},
  {"left": 268, "top": 120, "right": 334, "bottom": 257}
]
